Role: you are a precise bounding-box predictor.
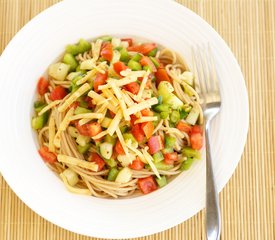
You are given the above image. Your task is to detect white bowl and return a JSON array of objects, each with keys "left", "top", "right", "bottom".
[{"left": 0, "top": 0, "right": 249, "bottom": 238}]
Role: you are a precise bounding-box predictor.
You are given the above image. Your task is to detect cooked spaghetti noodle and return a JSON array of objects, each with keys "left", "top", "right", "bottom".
[{"left": 32, "top": 36, "right": 203, "bottom": 198}]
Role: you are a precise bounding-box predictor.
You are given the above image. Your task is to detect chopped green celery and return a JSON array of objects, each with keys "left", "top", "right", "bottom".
[
  {"left": 149, "top": 57, "right": 160, "bottom": 68},
  {"left": 169, "top": 122, "right": 176, "bottom": 128},
  {"left": 31, "top": 113, "right": 48, "bottom": 130},
  {"left": 143, "top": 65, "right": 152, "bottom": 72},
  {"left": 78, "top": 39, "right": 91, "bottom": 53},
  {"left": 72, "top": 74, "right": 84, "bottom": 84},
  {"left": 153, "top": 104, "right": 170, "bottom": 113},
  {"left": 79, "top": 100, "right": 88, "bottom": 108},
  {"left": 153, "top": 119, "right": 159, "bottom": 128},
  {"left": 157, "top": 96, "right": 163, "bottom": 104},
  {"left": 119, "top": 48, "right": 130, "bottom": 62},
  {"left": 153, "top": 113, "right": 160, "bottom": 126},
  {"left": 182, "top": 147, "right": 201, "bottom": 159},
  {"left": 77, "top": 143, "right": 91, "bottom": 154},
  {"left": 179, "top": 109, "right": 188, "bottom": 119},
  {"left": 67, "top": 71, "right": 82, "bottom": 81},
  {"left": 34, "top": 101, "right": 46, "bottom": 112},
  {"left": 66, "top": 44, "right": 79, "bottom": 55},
  {"left": 165, "top": 136, "right": 176, "bottom": 148},
  {"left": 66, "top": 39, "right": 91, "bottom": 55},
  {"left": 105, "top": 158, "right": 117, "bottom": 168},
  {"left": 49, "top": 62, "right": 70, "bottom": 81},
  {"left": 184, "top": 105, "right": 192, "bottom": 113},
  {"left": 62, "top": 169, "right": 79, "bottom": 186},
  {"left": 180, "top": 157, "right": 194, "bottom": 170},
  {"left": 76, "top": 135, "right": 90, "bottom": 147},
  {"left": 156, "top": 175, "right": 167, "bottom": 187},
  {"left": 115, "top": 46, "right": 123, "bottom": 51},
  {"left": 117, "top": 154, "right": 135, "bottom": 167},
  {"left": 160, "top": 111, "right": 169, "bottom": 119},
  {"left": 153, "top": 151, "right": 164, "bottom": 163},
  {"left": 123, "top": 133, "right": 138, "bottom": 148},
  {"left": 170, "top": 110, "right": 180, "bottom": 123},
  {"left": 74, "top": 106, "right": 91, "bottom": 115},
  {"left": 158, "top": 81, "right": 174, "bottom": 100},
  {"left": 162, "top": 148, "right": 174, "bottom": 154},
  {"left": 147, "top": 48, "right": 158, "bottom": 57},
  {"left": 107, "top": 168, "right": 119, "bottom": 181},
  {"left": 120, "top": 125, "right": 128, "bottom": 134},
  {"left": 144, "top": 164, "right": 151, "bottom": 170},
  {"left": 75, "top": 65, "right": 87, "bottom": 74},
  {"left": 68, "top": 126, "right": 79, "bottom": 138},
  {"left": 128, "top": 59, "right": 142, "bottom": 71},
  {"left": 100, "top": 36, "right": 112, "bottom": 42},
  {"left": 98, "top": 57, "right": 106, "bottom": 62},
  {"left": 186, "top": 105, "right": 200, "bottom": 125},
  {"left": 63, "top": 53, "right": 78, "bottom": 71},
  {"left": 104, "top": 134, "right": 117, "bottom": 146},
  {"left": 131, "top": 53, "right": 142, "bottom": 62},
  {"left": 69, "top": 82, "right": 79, "bottom": 93},
  {"left": 154, "top": 161, "right": 174, "bottom": 170},
  {"left": 115, "top": 167, "right": 133, "bottom": 183},
  {"left": 69, "top": 74, "right": 84, "bottom": 93},
  {"left": 99, "top": 142, "right": 113, "bottom": 159},
  {"left": 165, "top": 94, "right": 184, "bottom": 109}
]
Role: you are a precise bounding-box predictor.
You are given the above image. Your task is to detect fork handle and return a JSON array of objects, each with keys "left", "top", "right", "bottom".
[{"left": 205, "top": 127, "right": 221, "bottom": 240}]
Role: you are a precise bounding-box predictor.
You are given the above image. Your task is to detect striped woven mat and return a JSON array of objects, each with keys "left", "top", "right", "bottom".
[{"left": 0, "top": 1, "right": 274, "bottom": 239}]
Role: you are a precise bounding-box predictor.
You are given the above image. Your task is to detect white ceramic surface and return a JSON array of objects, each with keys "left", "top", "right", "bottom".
[{"left": 0, "top": 0, "right": 248, "bottom": 238}]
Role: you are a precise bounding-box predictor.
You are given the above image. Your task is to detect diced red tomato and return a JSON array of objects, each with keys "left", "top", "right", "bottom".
[
  {"left": 129, "top": 157, "right": 144, "bottom": 170},
  {"left": 164, "top": 152, "right": 178, "bottom": 165},
  {"left": 124, "top": 82, "right": 140, "bottom": 95},
  {"left": 115, "top": 140, "right": 125, "bottom": 155},
  {"left": 49, "top": 86, "right": 67, "bottom": 101},
  {"left": 37, "top": 77, "right": 49, "bottom": 95},
  {"left": 84, "top": 96, "right": 95, "bottom": 109},
  {"left": 121, "top": 38, "right": 133, "bottom": 47},
  {"left": 140, "top": 56, "right": 157, "bottom": 72},
  {"left": 88, "top": 153, "right": 105, "bottom": 172},
  {"left": 191, "top": 125, "right": 203, "bottom": 134},
  {"left": 155, "top": 67, "right": 171, "bottom": 86},
  {"left": 138, "top": 176, "right": 158, "bottom": 194},
  {"left": 38, "top": 146, "right": 57, "bottom": 164},
  {"left": 130, "top": 114, "right": 138, "bottom": 127},
  {"left": 100, "top": 42, "right": 113, "bottom": 61},
  {"left": 190, "top": 132, "right": 203, "bottom": 150},
  {"left": 128, "top": 43, "right": 156, "bottom": 55},
  {"left": 176, "top": 121, "right": 192, "bottom": 135},
  {"left": 141, "top": 122, "right": 154, "bottom": 139},
  {"left": 113, "top": 61, "right": 128, "bottom": 75},
  {"left": 75, "top": 121, "right": 102, "bottom": 137},
  {"left": 69, "top": 101, "right": 80, "bottom": 109},
  {"left": 148, "top": 135, "right": 164, "bottom": 154},
  {"left": 141, "top": 108, "right": 154, "bottom": 117},
  {"left": 131, "top": 124, "right": 145, "bottom": 143},
  {"left": 94, "top": 71, "right": 108, "bottom": 93}
]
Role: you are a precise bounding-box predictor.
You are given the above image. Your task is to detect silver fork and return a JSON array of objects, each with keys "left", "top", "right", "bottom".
[{"left": 192, "top": 45, "right": 221, "bottom": 240}]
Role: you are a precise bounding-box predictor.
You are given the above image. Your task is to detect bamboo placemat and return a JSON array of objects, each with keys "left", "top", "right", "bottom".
[{"left": 0, "top": 0, "right": 274, "bottom": 239}]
